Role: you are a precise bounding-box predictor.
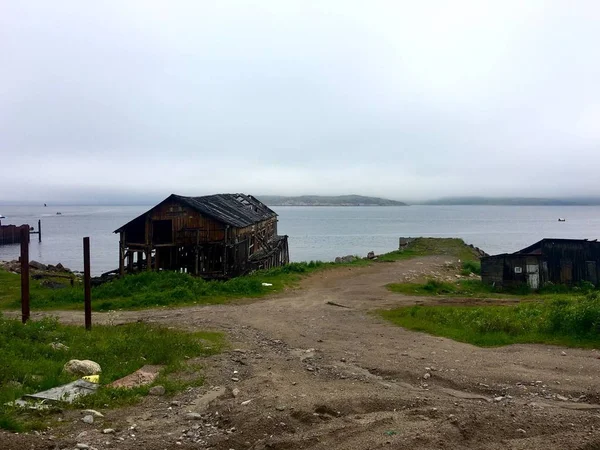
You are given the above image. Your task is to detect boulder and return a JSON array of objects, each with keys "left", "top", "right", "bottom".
[
  {"left": 29, "top": 260, "right": 47, "bottom": 271},
  {"left": 367, "top": 251, "right": 375, "bottom": 259},
  {"left": 149, "top": 385, "right": 166, "bottom": 396},
  {"left": 64, "top": 360, "right": 102, "bottom": 376},
  {"left": 335, "top": 255, "right": 358, "bottom": 264}
]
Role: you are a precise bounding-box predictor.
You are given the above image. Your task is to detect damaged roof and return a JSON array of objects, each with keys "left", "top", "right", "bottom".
[
  {"left": 115, "top": 193, "right": 277, "bottom": 232},
  {"left": 172, "top": 194, "right": 277, "bottom": 228}
]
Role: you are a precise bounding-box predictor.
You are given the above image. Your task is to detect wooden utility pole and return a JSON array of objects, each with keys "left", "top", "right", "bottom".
[
  {"left": 83, "top": 237, "right": 92, "bottom": 330},
  {"left": 20, "top": 227, "right": 30, "bottom": 323}
]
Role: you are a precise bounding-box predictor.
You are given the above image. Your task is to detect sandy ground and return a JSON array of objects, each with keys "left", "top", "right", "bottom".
[{"left": 3, "top": 256, "right": 600, "bottom": 450}]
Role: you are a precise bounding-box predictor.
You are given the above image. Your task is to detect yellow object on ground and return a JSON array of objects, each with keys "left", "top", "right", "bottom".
[{"left": 82, "top": 375, "right": 100, "bottom": 383}]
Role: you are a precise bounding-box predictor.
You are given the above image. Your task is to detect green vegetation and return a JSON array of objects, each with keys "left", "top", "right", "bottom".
[
  {"left": 0, "top": 260, "right": 369, "bottom": 311},
  {"left": 0, "top": 237, "right": 477, "bottom": 311},
  {"left": 379, "top": 292, "right": 600, "bottom": 347},
  {"left": 387, "top": 278, "right": 596, "bottom": 299},
  {"left": 377, "top": 238, "right": 481, "bottom": 263},
  {"left": 461, "top": 260, "right": 481, "bottom": 276},
  {"left": 0, "top": 314, "right": 223, "bottom": 431}
]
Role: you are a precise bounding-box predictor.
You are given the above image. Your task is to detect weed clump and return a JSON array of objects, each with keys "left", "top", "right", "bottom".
[{"left": 380, "top": 291, "right": 600, "bottom": 347}]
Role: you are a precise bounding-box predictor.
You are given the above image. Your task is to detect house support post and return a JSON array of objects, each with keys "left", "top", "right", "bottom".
[{"left": 119, "top": 232, "right": 125, "bottom": 277}]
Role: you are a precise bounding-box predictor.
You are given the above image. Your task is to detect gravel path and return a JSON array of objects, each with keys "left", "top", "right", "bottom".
[{"left": 3, "top": 256, "right": 600, "bottom": 449}]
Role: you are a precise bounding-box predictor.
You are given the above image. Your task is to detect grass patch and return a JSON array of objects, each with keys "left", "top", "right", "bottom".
[
  {"left": 0, "top": 260, "right": 369, "bottom": 311},
  {"left": 379, "top": 292, "right": 600, "bottom": 347},
  {"left": 0, "top": 237, "right": 480, "bottom": 311},
  {"left": 461, "top": 260, "right": 481, "bottom": 276},
  {"left": 387, "top": 279, "right": 596, "bottom": 300},
  {"left": 376, "top": 238, "right": 481, "bottom": 262},
  {"left": 0, "top": 314, "right": 223, "bottom": 431}
]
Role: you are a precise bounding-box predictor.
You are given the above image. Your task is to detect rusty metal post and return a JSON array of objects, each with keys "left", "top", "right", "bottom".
[
  {"left": 83, "top": 237, "right": 92, "bottom": 330},
  {"left": 20, "top": 227, "right": 30, "bottom": 323}
]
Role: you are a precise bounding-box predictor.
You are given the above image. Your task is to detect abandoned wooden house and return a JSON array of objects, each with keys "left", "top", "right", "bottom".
[
  {"left": 481, "top": 238, "right": 600, "bottom": 290},
  {"left": 114, "top": 194, "right": 289, "bottom": 278}
]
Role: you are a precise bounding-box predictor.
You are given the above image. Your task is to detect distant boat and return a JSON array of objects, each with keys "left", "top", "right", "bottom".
[
  {"left": 56, "top": 212, "right": 62, "bottom": 215},
  {"left": 0, "top": 214, "right": 5, "bottom": 219},
  {"left": 44, "top": 203, "right": 47, "bottom": 207},
  {"left": 558, "top": 218, "right": 566, "bottom": 222}
]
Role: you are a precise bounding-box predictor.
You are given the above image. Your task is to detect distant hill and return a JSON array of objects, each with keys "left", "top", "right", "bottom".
[
  {"left": 258, "top": 195, "right": 407, "bottom": 207},
  {"left": 422, "top": 197, "right": 600, "bottom": 206}
]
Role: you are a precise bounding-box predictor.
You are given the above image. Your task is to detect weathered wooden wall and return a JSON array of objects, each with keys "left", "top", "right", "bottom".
[
  {"left": 0, "top": 224, "right": 30, "bottom": 245},
  {"left": 118, "top": 198, "right": 285, "bottom": 279},
  {"left": 482, "top": 240, "right": 600, "bottom": 290}
]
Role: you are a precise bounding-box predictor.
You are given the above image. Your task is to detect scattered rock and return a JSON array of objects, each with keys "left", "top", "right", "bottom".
[
  {"left": 81, "top": 415, "right": 94, "bottom": 424},
  {"left": 232, "top": 388, "right": 240, "bottom": 398},
  {"left": 276, "top": 405, "right": 286, "bottom": 411},
  {"left": 494, "top": 396, "right": 504, "bottom": 402},
  {"left": 29, "top": 260, "right": 47, "bottom": 271},
  {"left": 102, "top": 429, "right": 115, "bottom": 434},
  {"left": 76, "top": 444, "right": 90, "bottom": 450},
  {"left": 334, "top": 255, "right": 359, "bottom": 264},
  {"left": 556, "top": 394, "right": 569, "bottom": 401},
  {"left": 185, "top": 413, "right": 203, "bottom": 420},
  {"left": 516, "top": 428, "right": 527, "bottom": 434},
  {"left": 82, "top": 409, "right": 104, "bottom": 417},
  {"left": 49, "top": 342, "right": 69, "bottom": 351},
  {"left": 149, "top": 385, "right": 166, "bottom": 396},
  {"left": 109, "top": 365, "right": 162, "bottom": 389},
  {"left": 423, "top": 373, "right": 431, "bottom": 380},
  {"left": 231, "top": 377, "right": 240, "bottom": 382},
  {"left": 64, "top": 360, "right": 102, "bottom": 376},
  {"left": 561, "top": 351, "right": 567, "bottom": 356},
  {"left": 241, "top": 399, "right": 252, "bottom": 406}
]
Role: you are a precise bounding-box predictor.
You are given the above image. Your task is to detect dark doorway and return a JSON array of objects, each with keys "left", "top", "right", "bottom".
[
  {"left": 587, "top": 261, "right": 598, "bottom": 285},
  {"left": 152, "top": 220, "right": 173, "bottom": 244}
]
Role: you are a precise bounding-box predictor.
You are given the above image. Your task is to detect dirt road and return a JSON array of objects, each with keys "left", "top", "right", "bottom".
[{"left": 3, "top": 257, "right": 600, "bottom": 449}]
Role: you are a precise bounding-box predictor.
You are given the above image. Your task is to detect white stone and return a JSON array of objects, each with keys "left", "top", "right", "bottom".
[
  {"left": 64, "top": 360, "right": 102, "bottom": 376},
  {"left": 82, "top": 415, "right": 94, "bottom": 424}
]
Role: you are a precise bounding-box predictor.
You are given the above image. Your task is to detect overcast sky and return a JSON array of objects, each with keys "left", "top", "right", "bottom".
[{"left": 1, "top": 1, "right": 599, "bottom": 204}]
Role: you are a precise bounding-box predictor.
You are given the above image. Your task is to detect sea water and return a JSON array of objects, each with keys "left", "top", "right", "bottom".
[{"left": 1, "top": 205, "right": 599, "bottom": 275}]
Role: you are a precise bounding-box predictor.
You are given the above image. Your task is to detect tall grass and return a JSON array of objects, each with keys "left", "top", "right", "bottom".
[
  {"left": 0, "top": 314, "right": 223, "bottom": 431},
  {"left": 380, "top": 292, "right": 600, "bottom": 347},
  {"left": 376, "top": 238, "right": 482, "bottom": 262},
  {"left": 1, "top": 260, "right": 366, "bottom": 311}
]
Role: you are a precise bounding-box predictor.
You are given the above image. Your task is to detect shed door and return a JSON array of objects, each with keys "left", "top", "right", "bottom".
[
  {"left": 526, "top": 264, "right": 539, "bottom": 290},
  {"left": 560, "top": 261, "right": 573, "bottom": 283},
  {"left": 586, "top": 261, "right": 598, "bottom": 285}
]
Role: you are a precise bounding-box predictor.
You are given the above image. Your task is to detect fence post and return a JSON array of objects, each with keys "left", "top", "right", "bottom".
[
  {"left": 20, "top": 227, "right": 30, "bottom": 323},
  {"left": 83, "top": 237, "right": 92, "bottom": 330}
]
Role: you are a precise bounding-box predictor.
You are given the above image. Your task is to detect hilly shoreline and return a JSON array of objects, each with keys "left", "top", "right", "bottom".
[{"left": 258, "top": 195, "right": 406, "bottom": 207}]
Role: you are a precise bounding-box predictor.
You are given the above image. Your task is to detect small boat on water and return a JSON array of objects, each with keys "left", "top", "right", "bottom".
[
  {"left": 0, "top": 214, "right": 5, "bottom": 219},
  {"left": 558, "top": 218, "right": 566, "bottom": 222},
  {"left": 56, "top": 212, "right": 62, "bottom": 215}
]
